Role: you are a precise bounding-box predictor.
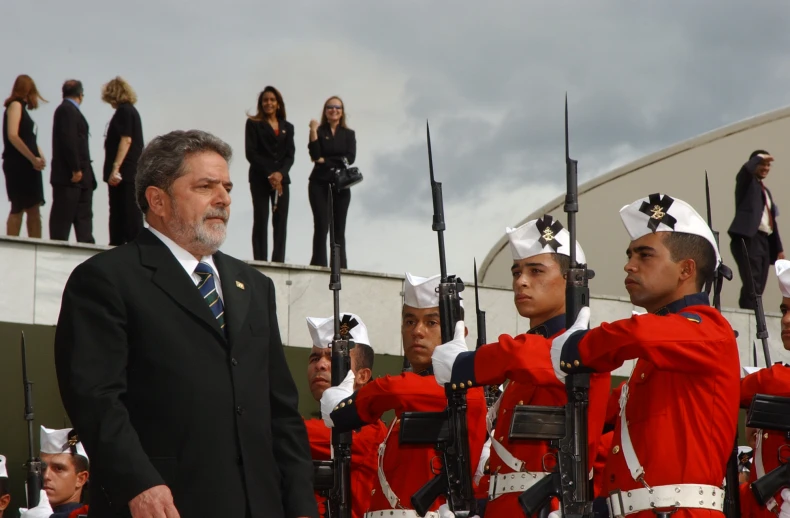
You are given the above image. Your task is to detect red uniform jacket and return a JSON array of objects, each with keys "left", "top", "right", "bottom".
[
  {"left": 593, "top": 382, "right": 625, "bottom": 498},
  {"left": 739, "top": 363, "right": 790, "bottom": 518},
  {"left": 456, "top": 314, "right": 610, "bottom": 518},
  {"left": 559, "top": 294, "right": 741, "bottom": 518},
  {"left": 305, "top": 417, "right": 389, "bottom": 518},
  {"left": 330, "top": 371, "right": 488, "bottom": 513}
]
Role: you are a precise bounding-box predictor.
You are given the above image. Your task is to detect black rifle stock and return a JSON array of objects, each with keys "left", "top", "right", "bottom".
[
  {"left": 325, "top": 190, "right": 353, "bottom": 518},
  {"left": 517, "top": 96, "right": 594, "bottom": 518},
  {"left": 746, "top": 394, "right": 790, "bottom": 507},
  {"left": 400, "top": 122, "right": 475, "bottom": 517},
  {"left": 22, "top": 331, "right": 44, "bottom": 508}
]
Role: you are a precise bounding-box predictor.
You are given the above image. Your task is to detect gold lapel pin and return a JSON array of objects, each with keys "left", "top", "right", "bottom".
[{"left": 236, "top": 281, "right": 245, "bottom": 290}]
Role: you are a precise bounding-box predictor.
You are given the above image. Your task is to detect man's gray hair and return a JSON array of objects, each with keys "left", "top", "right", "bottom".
[{"left": 135, "top": 130, "right": 233, "bottom": 214}]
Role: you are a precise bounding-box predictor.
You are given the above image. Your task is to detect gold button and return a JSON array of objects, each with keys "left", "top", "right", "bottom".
[
  {"left": 612, "top": 445, "right": 620, "bottom": 454},
  {"left": 502, "top": 408, "right": 507, "bottom": 414},
  {"left": 764, "top": 433, "right": 769, "bottom": 439},
  {"left": 499, "top": 436, "right": 504, "bottom": 442},
  {"left": 573, "top": 360, "right": 580, "bottom": 367},
  {"left": 339, "top": 402, "right": 345, "bottom": 408},
  {"left": 560, "top": 361, "right": 566, "bottom": 368},
  {"left": 519, "top": 400, "right": 524, "bottom": 405},
  {"left": 460, "top": 383, "right": 466, "bottom": 389},
  {"left": 468, "top": 380, "right": 473, "bottom": 386},
  {"left": 348, "top": 399, "right": 353, "bottom": 404},
  {"left": 452, "top": 383, "right": 457, "bottom": 390},
  {"left": 333, "top": 406, "right": 338, "bottom": 411},
  {"left": 640, "top": 373, "right": 645, "bottom": 379}
]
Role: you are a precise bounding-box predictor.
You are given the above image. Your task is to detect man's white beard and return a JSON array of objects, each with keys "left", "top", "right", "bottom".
[{"left": 168, "top": 198, "right": 228, "bottom": 256}]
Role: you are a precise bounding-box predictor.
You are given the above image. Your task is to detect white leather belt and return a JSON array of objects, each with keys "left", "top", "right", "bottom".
[
  {"left": 365, "top": 511, "right": 439, "bottom": 518},
  {"left": 489, "top": 471, "right": 550, "bottom": 500},
  {"left": 607, "top": 484, "right": 726, "bottom": 517}
]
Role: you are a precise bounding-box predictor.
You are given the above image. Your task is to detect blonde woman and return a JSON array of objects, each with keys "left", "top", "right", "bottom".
[
  {"left": 2, "top": 74, "right": 47, "bottom": 237},
  {"left": 101, "top": 76, "right": 143, "bottom": 245}
]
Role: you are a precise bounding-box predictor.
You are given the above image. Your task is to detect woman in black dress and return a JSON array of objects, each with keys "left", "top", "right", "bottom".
[
  {"left": 2, "top": 74, "right": 46, "bottom": 237},
  {"left": 308, "top": 95, "right": 356, "bottom": 268},
  {"left": 101, "top": 76, "right": 144, "bottom": 246},
  {"left": 245, "top": 86, "right": 295, "bottom": 262}
]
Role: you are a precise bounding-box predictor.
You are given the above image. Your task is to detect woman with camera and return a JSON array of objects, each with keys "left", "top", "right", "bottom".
[
  {"left": 246, "top": 86, "right": 295, "bottom": 262},
  {"left": 308, "top": 95, "right": 356, "bottom": 268},
  {"left": 2, "top": 74, "right": 47, "bottom": 238}
]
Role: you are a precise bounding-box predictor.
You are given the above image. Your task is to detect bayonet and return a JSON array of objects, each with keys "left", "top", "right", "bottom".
[{"left": 22, "top": 331, "right": 43, "bottom": 508}]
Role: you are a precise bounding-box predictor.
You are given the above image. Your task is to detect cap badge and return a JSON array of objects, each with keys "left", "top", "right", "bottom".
[{"left": 638, "top": 194, "right": 677, "bottom": 231}]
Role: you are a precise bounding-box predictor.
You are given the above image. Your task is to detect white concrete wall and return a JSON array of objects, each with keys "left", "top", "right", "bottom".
[{"left": 1, "top": 236, "right": 786, "bottom": 376}]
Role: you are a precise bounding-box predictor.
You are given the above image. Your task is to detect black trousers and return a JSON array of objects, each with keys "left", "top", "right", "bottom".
[
  {"left": 108, "top": 182, "right": 143, "bottom": 246},
  {"left": 731, "top": 232, "right": 770, "bottom": 309},
  {"left": 49, "top": 185, "right": 95, "bottom": 243},
  {"left": 308, "top": 180, "right": 350, "bottom": 268},
  {"left": 251, "top": 181, "right": 289, "bottom": 262}
]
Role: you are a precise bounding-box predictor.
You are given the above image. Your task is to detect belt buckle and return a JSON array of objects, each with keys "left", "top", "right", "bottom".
[{"left": 608, "top": 489, "right": 626, "bottom": 518}]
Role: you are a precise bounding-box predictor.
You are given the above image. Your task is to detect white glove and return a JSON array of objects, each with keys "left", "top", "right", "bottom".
[
  {"left": 474, "top": 437, "right": 491, "bottom": 485},
  {"left": 550, "top": 306, "right": 590, "bottom": 383},
  {"left": 432, "top": 321, "right": 468, "bottom": 386},
  {"left": 437, "top": 503, "right": 480, "bottom": 518},
  {"left": 779, "top": 489, "right": 790, "bottom": 518},
  {"left": 548, "top": 510, "right": 563, "bottom": 518},
  {"left": 18, "top": 490, "right": 53, "bottom": 518},
  {"left": 320, "top": 370, "right": 355, "bottom": 428}
]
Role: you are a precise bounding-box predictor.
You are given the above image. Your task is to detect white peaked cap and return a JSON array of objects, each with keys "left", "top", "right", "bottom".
[
  {"left": 40, "top": 426, "right": 88, "bottom": 460},
  {"left": 0, "top": 454, "right": 7, "bottom": 478},
  {"left": 403, "top": 273, "right": 464, "bottom": 309},
  {"left": 506, "top": 215, "right": 586, "bottom": 263},
  {"left": 306, "top": 312, "right": 371, "bottom": 349},
  {"left": 776, "top": 260, "right": 790, "bottom": 298},
  {"left": 620, "top": 193, "right": 721, "bottom": 266}
]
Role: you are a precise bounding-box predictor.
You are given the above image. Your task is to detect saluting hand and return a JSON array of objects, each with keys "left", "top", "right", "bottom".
[
  {"left": 309, "top": 119, "right": 319, "bottom": 132},
  {"left": 320, "top": 370, "right": 355, "bottom": 428},
  {"left": 129, "top": 485, "right": 181, "bottom": 518},
  {"left": 18, "top": 489, "right": 53, "bottom": 518},
  {"left": 431, "top": 321, "right": 468, "bottom": 386},
  {"left": 550, "top": 306, "right": 591, "bottom": 383}
]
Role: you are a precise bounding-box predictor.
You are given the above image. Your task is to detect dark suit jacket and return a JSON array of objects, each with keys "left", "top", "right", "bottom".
[
  {"left": 51, "top": 99, "right": 96, "bottom": 190},
  {"left": 727, "top": 155, "right": 783, "bottom": 261},
  {"left": 245, "top": 118, "right": 295, "bottom": 186},
  {"left": 307, "top": 125, "right": 356, "bottom": 183},
  {"left": 54, "top": 229, "right": 317, "bottom": 518}
]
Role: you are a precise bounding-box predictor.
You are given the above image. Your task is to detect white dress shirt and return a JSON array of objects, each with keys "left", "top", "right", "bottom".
[{"left": 148, "top": 227, "right": 224, "bottom": 302}]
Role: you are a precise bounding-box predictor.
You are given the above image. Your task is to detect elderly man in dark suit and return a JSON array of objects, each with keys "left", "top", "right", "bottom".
[
  {"left": 49, "top": 79, "right": 96, "bottom": 243},
  {"left": 54, "top": 130, "right": 317, "bottom": 518},
  {"left": 728, "top": 149, "right": 785, "bottom": 309}
]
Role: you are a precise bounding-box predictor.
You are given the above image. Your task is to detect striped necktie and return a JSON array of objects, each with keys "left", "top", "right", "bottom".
[{"left": 195, "top": 262, "right": 226, "bottom": 333}]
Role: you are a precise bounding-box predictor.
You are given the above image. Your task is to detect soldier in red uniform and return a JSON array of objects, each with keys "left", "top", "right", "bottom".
[
  {"left": 433, "top": 215, "right": 610, "bottom": 517},
  {"left": 739, "top": 259, "right": 790, "bottom": 518},
  {"left": 321, "top": 273, "right": 489, "bottom": 518},
  {"left": 547, "top": 194, "right": 741, "bottom": 518},
  {"left": 302, "top": 312, "right": 388, "bottom": 518}
]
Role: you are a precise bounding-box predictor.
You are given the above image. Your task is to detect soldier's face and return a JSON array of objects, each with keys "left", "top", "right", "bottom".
[
  {"left": 511, "top": 253, "right": 566, "bottom": 322},
  {"left": 307, "top": 347, "right": 362, "bottom": 401},
  {"left": 41, "top": 453, "right": 87, "bottom": 507},
  {"left": 780, "top": 297, "right": 790, "bottom": 350},
  {"left": 402, "top": 306, "right": 442, "bottom": 370},
  {"left": 624, "top": 233, "right": 690, "bottom": 313}
]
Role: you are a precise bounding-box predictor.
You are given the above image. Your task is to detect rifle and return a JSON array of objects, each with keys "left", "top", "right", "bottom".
[
  {"left": 746, "top": 394, "right": 790, "bottom": 507},
  {"left": 516, "top": 95, "right": 595, "bottom": 518},
  {"left": 474, "top": 259, "right": 500, "bottom": 407},
  {"left": 22, "top": 331, "right": 44, "bottom": 508},
  {"left": 702, "top": 173, "right": 740, "bottom": 518},
  {"left": 399, "top": 121, "right": 475, "bottom": 517},
  {"left": 325, "top": 190, "right": 353, "bottom": 518}
]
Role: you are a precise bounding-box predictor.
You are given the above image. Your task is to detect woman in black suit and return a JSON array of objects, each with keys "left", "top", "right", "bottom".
[
  {"left": 246, "top": 86, "right": 295, "bottom": 262},
  {"left": 2, "top": 74, "right": 47, "bottom": 237},
  {"left": 308, "top": 95, "right": 356, "bottom": 268}
]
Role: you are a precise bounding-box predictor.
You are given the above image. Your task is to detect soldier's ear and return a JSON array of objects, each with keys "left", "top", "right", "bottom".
[
  {"left": 355, "top": 367, "right": 372, "bottom": 386},
  {"left": 0, "top": 493, "right": 10, "bottom": 511},
  {"left": 75, "top": 469, "right": 89, "bottom": 488},
  {"left": 678, "top": 258, "right": 696, "bottom": 282}
]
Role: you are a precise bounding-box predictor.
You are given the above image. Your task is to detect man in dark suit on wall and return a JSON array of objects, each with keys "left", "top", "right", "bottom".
[
  {"left": 728, "top": 149, "right": 785, "bottom": 309},
  {"left": 54, "top": 130, "right": 317, "bottom": 518},
  {"left": 49, "top": 79, "right": 96, "bottom": 243}
]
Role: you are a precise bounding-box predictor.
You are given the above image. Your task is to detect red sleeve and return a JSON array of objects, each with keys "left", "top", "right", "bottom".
[
  {"left": 355, "top": 373, "right": 448, "bottom": 422},
  {"left": 565, "top": 310, "right": 735, "bottom": 374},
  {"left": 740, "top": 364, "right": 790, "bottom": 406},
  {"left": 471, "top": 333, "right": 555, "bottom": 386}
]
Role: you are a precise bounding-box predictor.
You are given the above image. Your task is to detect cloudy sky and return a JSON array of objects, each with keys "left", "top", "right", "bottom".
[{"left": 2, "top": 1, "right": 790, "bottom": 282}]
